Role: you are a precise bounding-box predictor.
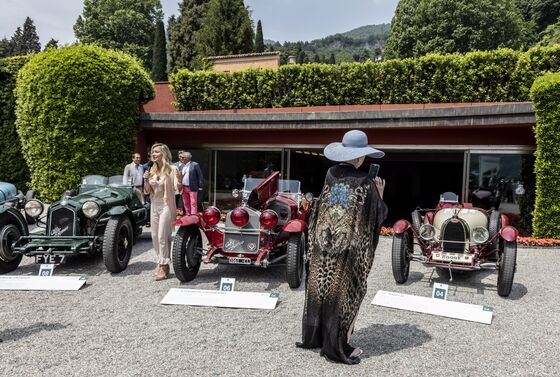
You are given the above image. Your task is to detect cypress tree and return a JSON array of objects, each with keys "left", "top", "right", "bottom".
[
  {"left": 20, "top": 17, "right": 41, "bottom": 54},
  {"left": 255, "top": 20, "right": 264, "bottom": 52},
  {"left": 44, "top": 38, "right": 58, "bottom": 50},
  {"left": 151, "top": 19, "right": 168, "bottom": 81}
]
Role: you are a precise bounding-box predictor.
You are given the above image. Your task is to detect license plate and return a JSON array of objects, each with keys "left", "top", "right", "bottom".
[
  {"left": 432, "top": 252, "right": 473, "bottom": 264},
  {"left": 227, "top": 257, "right": 252, "bottom": 265},
  {"left": 35, "top": 254, "right": 65, "bottom": 264}
]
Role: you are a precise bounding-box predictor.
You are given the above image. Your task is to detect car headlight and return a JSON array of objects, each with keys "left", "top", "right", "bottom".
[
  {"left": 305, "top": 192, "right": 314, "bottom": 202},
  {"left": 232, "top": 189, "right": 240, "bottom": 198},
  {"left": 419, "top": 224, "right": 436, "bottom": 240},
  {"left": 82, "top": 201, "right": 100, "bottom": 218},
  {"left": 24, "top": 199, "right": 44, "bottom": 218},
  {"left": 472, "top": 226, "right": 489, "bottom": 243}
]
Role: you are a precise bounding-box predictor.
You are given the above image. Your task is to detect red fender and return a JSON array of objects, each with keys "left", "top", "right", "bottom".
[
  {"left": 175, "top": 214, "right": 201, "bottom": 227},
  {"left": 500, "top": 225, "right": 518, "bottom": 242},
  {"left": 393, "top": 219, "right": 411, "bottom": 234},
  {"left": 282, "top": 219, "right": 306, "bottom": 233},
  {"left": 424, "top": 212, "right": 434, "bottom": 224}
]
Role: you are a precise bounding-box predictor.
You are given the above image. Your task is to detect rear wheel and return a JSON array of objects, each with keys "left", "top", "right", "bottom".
[
  {"left": 0, "top": 222, "right": 23, "bottom": 273},
  {"left": 286, "top": 232, "right": 305, "bottom": 288},
  {"left": 497, "top": 240, "right": 516, "bottom": 297},
  {"left": 172, "top": 226, "right": 202, "bottom": 282},
  {"left": 102, "top": 216, "right": 133, "bottom": 273},
  {"left": 392, "top": 232, "right": 412, "bottom": 283}
]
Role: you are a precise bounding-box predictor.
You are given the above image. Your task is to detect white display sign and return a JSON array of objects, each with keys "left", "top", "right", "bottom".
[
  {"left": 432, "top": 282, "right": 448, "bottom": 300},
  {"left": 38, "top": 264, "right": 55, "bottom": 277},
  {"left": 219, "top": 277, "right": 236, "bottom": 292},
  {"left": 371, "top": 290, "right": 494, "bottom": 325},
  {"left": 0, "top": 276, "right": 87, "bottom": 291},
  {"left": 160, "top": 288, "right": 279, "bottom": 310}
]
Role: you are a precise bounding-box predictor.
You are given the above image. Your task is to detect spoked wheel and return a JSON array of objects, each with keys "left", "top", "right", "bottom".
[
  {"left": 497, "top": 240, "right": 517, "bottom": 297},
  {"left": 172, "top": 226, "right": 202, "bottom": 282},
  {"left": 286, "top": 232, "right": 305, "bottom": 289},
  {"left": 102, "top": 216, "right": 133, "bottom": 273},
  {"left": 487, "top": 211, "right": 502, "bottom": 261},
  {"left": 0, "top": 223, "right": 23, "bottom": 273},
  {"left": 392, "top": 232, "right": 412, "bottom": 284}
]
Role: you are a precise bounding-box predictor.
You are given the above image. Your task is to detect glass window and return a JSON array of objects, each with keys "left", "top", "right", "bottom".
[
  {"left": 213, "top": 150, "right": 282, "bottom": 210},
  {"left": 467, "top": 153, "right": 530, "bottom": 214}
]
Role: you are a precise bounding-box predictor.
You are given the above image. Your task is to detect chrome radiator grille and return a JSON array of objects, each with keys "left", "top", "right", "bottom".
[
  {"left": 48, "top": 207, "right": 76, "bottom": 236},
  {"left": 441, "top": 219, "right": 467, "bottom": 253}
]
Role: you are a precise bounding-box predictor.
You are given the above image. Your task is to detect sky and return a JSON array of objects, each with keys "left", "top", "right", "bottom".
[{"left": 0, "top": 0, "right": 399, "bottom": 48}]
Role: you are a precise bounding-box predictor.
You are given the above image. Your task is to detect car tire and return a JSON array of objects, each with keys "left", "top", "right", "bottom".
[
  {"left": 0, "top": 221, "right": 23, "bottom": 273},
  {"left": 392, "top": 232, "right": 411, "bottom": 284},
  {"left": 24, "top": 190, "right": 37, "bottom": 225},
  {"left": 488, "top": 211, "right": 502, "bottom": 253},
  {"left": 286, "top": 232, "right": 305, "bottom": 289},
  {"left": 497, "top": 240, "right": 516, "bottom": 297},
  {"left": 411, "top": 210, "right": 422, "bottom": 234},
  {"left": 172, "top": 225, "right": 201, "bottom": 282},
  {"left": 102, "top": 216, "right": 133, "bottom": 273}
]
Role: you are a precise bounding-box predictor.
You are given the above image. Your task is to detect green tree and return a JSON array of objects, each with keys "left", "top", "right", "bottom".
[
  {"left": 328, "top": 53, "right": 336, "bottom": 64},
  {"left": 255, "top": 20, "right": 264, "bottom": 52},
  {"left": 385, "top": 0, "right": 532, "bottom": 58},
  {"left": 0, "top": 38, "right": 12, "bottom": 58},
  {"left": 151, "top": 19, "right": 167, "bottom": 81},
  {"left": 19, "top": 17, "right": 41, "bottom": 54},
  {"left": 44, "top": 38, "right": 58, "bottom": 50},
  {"left": 73, "top": 0, "right": 162, "bottom": 69},
  {"left": 196, "top": 0, "right": 254, "bottom": 58},
  {"left": 167, "top": 0, "right": 209, "bottom": 72},
  {"left": 15, "top": 45, "right": 154, "bottom": 201},
  {"left": 532, "top": 0, "right": 560, "bottom": 33},
  {"left": 539, "top": 21, "right": 560, "bottom": 45}
]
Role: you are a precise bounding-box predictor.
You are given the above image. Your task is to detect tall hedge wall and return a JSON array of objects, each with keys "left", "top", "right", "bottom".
[
  {"left": 15, "top": 44, "right": 154, "bottom": 202},
  {"left": 0, "top": 56, "right": 30, "bottom": 190},
  {"left": 530, "top": 73, "right": 560, "bottom": 238},
  {"left": 171, "top": 46, "right": 560, "bottom": 111}
]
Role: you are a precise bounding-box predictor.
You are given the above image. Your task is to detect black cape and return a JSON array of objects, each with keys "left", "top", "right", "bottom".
[{"left": 297, "top": 163, "right": 388, "bottom": 364}]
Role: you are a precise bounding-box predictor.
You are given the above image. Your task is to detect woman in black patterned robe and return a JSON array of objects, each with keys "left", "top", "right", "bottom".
[{"left": 297, "top": 130, "right": 387, "bottom": 364}]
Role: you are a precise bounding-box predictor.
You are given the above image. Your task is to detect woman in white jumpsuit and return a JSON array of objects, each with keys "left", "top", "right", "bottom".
[{"left": 143, "top": 143, "right": 183, "bottom": 281}]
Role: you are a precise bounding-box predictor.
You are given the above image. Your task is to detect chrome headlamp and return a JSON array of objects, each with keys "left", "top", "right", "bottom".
[
  {"left": 419, "top": 224, "right": 436, "bottom": 240},
  {"left": 472, "top": 226, "right": 489, "bottom": 243},
  {"left": 82, "top": 201, "right": 100, "bottom": 218},
  {"left": 231, "top": 189, "right": 240, "bottom": 198},
  {"left": 24, "top": 199, "right": 44, "bottom": 218}
]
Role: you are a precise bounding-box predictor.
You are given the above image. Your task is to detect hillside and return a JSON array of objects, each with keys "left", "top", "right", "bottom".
[{"left": 266, "top": 23, "right": 391, "bottom": 64}]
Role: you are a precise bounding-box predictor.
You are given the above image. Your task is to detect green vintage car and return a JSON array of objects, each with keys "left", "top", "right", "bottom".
[{"left": 11, "top": 175, "right": 149, "bottom": 273}]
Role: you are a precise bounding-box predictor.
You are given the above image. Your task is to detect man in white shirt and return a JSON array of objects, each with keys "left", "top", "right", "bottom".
[
  {"left": 123, "top": 153, "right": 146, "bottom": 204},
  {"left": 179, "top": 151, "right": 204, "bottom": 215}
]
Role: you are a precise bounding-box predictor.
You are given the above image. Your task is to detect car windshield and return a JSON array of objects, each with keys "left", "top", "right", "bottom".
[
  {"left": 243, "top": 178, "right": 300, "bottom": 193},
  {"left": 82, "top": 175, "right": 108, "bottom": 185},
  {"left": 108, "top": 175, "right": 130, "bottom": 187}
]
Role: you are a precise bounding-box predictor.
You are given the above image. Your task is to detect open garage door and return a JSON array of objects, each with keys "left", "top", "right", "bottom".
[{"left": 289, "top": 150, "right": 464, "bottom": 226}]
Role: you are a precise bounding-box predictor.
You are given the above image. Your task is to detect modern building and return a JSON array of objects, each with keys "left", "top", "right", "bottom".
[{"left": 139, "top": 83, "right": 535, "bottom": 224}]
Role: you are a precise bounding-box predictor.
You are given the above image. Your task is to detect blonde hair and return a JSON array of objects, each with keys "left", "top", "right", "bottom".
[{"left": 150, "top": 143, "right": 174, "bottom": 176}]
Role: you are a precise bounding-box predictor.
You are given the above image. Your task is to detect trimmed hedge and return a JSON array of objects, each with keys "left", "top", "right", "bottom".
[
  {"left": 530, "top": 73, "right": 560, "bottom": 238},
  {"left": 0, "top": 56, "right": 31, "bottom": 190},
  {"left": 171, "top": 46, "right": 560, "bottom": 111},
  {"left": 15, "top": 44, "right": 154, "bottom": 202}
]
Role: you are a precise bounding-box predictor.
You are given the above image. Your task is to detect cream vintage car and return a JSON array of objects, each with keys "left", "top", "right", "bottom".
[{"left": 391, "top": 192, "right": 518, "bottom": 297}]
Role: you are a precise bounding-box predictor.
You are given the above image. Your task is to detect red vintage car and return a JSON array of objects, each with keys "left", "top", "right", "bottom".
[
  {"left": 391, "top": 192, "right": 518, "bottom": 297},
  {"left": 172, "top": 171, "right": 313, "bottom": 288}
]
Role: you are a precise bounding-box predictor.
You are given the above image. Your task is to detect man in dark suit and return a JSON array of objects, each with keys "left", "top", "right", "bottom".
[{"left": 179, "top": 151, "right": 204, "bottom": 215}]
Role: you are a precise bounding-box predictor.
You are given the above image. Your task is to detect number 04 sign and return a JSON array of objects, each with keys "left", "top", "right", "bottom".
[{"left": 432, "top": 282, "right": 449, "bottom": 300}]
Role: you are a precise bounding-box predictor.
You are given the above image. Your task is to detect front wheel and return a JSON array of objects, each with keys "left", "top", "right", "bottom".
[
  {"left": 0, "top": 223, "right": 23, "bottom": 273},
  {"left": 102, "top": 216, "right": 133, "bottom": 273},
  {"left": 172, "top": 226, "right": 202, "bottom": 282},
  {"left": 497, "top": 240, "right": 516, "bottom": 297},
  {"left": 286, "top": 232, "right": 305, "bottom": 289},
  {"left": 392, "top": 232, "right": 412, "bottom": 284}
]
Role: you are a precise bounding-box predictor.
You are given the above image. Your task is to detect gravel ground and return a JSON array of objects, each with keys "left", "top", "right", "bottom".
[{"left": 1, "top": 230, "right": 559, "bottom": 377}]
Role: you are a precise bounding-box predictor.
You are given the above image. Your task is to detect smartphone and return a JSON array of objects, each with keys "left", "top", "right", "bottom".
[{"left": 368, "top": 163, "right": 380, "bottom": 180}]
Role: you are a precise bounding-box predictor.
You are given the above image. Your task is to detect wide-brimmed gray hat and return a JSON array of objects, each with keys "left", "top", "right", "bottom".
[{"left": 324, "top": 130, "right": 384, "bottom": 162}]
